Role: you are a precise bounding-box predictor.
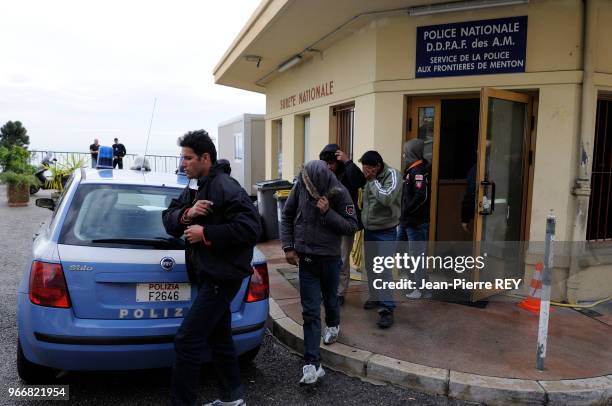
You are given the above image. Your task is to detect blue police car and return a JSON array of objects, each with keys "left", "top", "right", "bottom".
[{"left": 17, "top": 150, "right": 269, "bottom": 382}]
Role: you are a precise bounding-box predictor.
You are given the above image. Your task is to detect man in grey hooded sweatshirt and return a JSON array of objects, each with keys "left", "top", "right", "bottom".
[
  {"left": 281, "top": 160, "right": 358, "bottom": 385},
  {"left": 399, "top": 139, "right": 432, "bottom": 299}
]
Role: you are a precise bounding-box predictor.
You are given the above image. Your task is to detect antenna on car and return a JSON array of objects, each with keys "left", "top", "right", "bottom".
[{"left": 142, "top": 97, "right": 157, "bottom": 172}]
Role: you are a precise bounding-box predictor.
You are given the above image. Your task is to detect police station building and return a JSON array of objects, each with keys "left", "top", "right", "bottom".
[{"left": 214, "top": 0, "right": 612, "bottom": 302}]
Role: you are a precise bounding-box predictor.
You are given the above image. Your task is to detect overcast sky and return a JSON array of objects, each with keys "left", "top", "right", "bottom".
[{"left": 0, "top": 0, "right": 265, "bottom": 157}]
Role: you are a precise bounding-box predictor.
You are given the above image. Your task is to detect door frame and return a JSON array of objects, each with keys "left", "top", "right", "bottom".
[
  {"left": 407, "top": 97, "right": 441, "bottom": 240},
  {"left": 405, "top": 90, "right": 537, "bottom": 244},
  {"left": 474, "top": 87, "right": 532, "bottom": 243},
  {"left": 471, "top": 87, "right": 533, "bottom": 301}
]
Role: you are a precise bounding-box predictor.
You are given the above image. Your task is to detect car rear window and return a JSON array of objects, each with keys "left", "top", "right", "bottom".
[{"left": 59, "top": 184, "right": 185, "bottom": 249}]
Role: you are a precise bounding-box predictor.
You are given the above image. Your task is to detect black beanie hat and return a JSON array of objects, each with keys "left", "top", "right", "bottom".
[
  {"left": 359, "top": 150, "right": 383, "bottom": 166},
  {"left": 319, "top": 143, "right": 339, "bottom": 162}
]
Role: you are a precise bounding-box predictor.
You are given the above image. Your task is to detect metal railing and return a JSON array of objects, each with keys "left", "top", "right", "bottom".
[{"left": 29, "top": 150, "right": 180, "bottom": 174}]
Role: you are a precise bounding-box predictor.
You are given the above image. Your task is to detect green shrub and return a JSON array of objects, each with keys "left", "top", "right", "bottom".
[
  {"left": 0, "top": 171, "right": 39, "bottom": 187},
  {"left": 0, "top": 145, "right": 35, "bottom": 174}
]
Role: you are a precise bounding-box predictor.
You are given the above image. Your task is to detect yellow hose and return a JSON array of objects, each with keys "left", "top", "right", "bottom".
[
  {"left": 350, "top": 188, "right": 364, "bottom": 270},
  {"left": 504, "top": 293, "right": 612, "bottom": 308},
  {"left": 350, "top": 229, "right": 364, "bottom": 271}
]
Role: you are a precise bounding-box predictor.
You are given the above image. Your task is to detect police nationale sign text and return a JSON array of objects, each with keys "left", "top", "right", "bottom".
[{"left": 415, "top": 16, "right": 528, "bottom": 78}]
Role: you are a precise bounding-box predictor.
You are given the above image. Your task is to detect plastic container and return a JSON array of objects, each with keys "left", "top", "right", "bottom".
[{"left": 254, "top": 180, "right": 293, "bottom": 240}]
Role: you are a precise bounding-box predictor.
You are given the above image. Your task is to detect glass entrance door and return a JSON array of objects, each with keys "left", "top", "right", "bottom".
[{"left": 472, "top": 87, "right": 531, "bottom": 301}]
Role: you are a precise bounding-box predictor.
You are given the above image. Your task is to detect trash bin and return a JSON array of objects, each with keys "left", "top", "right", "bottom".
[{"left": 254, "top": 179, "right": 293, "bottom": 241}]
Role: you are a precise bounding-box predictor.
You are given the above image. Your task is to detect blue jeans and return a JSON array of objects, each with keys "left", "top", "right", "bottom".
[
  {"left": 398, "top": 223, "right": 430, "bottom": 290},
  {"left": 171, "top": 280, "right": 243, "bottom": 406},
  {"left": 364, "top": 227, "right": 396, "bottom": 311},
  {"left": 299, "top": 255, "right": 341, "bottom": 366}
]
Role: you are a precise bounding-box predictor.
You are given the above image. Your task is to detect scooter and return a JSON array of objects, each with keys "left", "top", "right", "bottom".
[{"left": 29, "top": 153, "right": 57, "bottom": 195}]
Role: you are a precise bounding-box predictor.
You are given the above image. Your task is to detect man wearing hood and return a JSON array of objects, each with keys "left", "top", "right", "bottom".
[
  {"left": 399, "top": 139, "right": 432, "bottom": 299},
  {"left": 319, "top": 144, "right": 366, "bottom": 305},
  {"left": 280, "top": 160, "right": 358, "bottom": 385},
  {"left": 162, "top": 130, "right": 261, "bottom": 406}
]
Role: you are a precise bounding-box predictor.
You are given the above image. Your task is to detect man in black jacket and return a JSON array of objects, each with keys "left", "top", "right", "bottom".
[
  {"left": 162, "top": 130, "right": 261, "bottom": 406},
  {"left": 319, "top": 144, "right": 366, "bottom": 306},
  {"left": 399, "top": 139, "right": 432, "bottom": 299},
  {"left": 112, "top": 138, "right": 127, "bottom": 169},
  {"left": 281, "top": 160, "right": 358, "bottom": 385}
]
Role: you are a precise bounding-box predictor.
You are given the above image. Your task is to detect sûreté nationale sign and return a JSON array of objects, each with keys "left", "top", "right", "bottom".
[{"left": 415, "top": 16, "right": 528, "bottom": 78}]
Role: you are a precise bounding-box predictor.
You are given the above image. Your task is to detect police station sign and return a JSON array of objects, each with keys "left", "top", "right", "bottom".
[{"left": 415, "top": 16, "right": 527, "bottom": 78}]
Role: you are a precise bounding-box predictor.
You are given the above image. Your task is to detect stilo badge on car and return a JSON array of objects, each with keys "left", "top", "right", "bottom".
[{"left": 160, "top": 257, "right": 175, "bottom": 271}]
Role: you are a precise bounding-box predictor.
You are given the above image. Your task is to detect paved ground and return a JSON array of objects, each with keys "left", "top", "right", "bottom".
[
  {"left": 261, "top": 240, "right": 612, "bottom": 382},
  {"left": 0, "top": 187, "right": 477, "bottom": 405}
]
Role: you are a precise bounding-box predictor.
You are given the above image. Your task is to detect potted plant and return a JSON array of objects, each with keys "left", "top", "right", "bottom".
[
  {"left": 0, "top": 171, "right": 38, "bottom": 206},
  {"left": 0, "top": 145, "right": 39, "bottom": 207}
]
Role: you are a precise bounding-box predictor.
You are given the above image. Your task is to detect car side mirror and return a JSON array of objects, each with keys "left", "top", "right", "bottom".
[{"left": 36, "top": 198, "right": 56, "bottom": 211}]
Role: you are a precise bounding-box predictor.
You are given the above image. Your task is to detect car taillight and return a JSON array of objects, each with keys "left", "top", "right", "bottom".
[
  {"left": 246, "top": 263, "right": 269, "bottom": 303},
  {"left": 29, "top": 261, "right": 71, "bottom": 308}
]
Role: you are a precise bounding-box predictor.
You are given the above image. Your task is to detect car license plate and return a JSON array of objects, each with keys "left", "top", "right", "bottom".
[{"left": 136, "top": 283, "right": 191, "bottom": 302}]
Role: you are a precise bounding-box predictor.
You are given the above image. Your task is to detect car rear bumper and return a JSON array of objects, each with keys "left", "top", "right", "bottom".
[{"left": 17, "top": 293, "right": 268, "bottom": 370}]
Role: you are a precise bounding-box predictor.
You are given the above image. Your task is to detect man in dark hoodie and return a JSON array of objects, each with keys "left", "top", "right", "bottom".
[
  {"left": 319, "top": 144, "right": 366, "bottom": 306},
  {"left": 281, "top": 160, "right": 358, "bottom": 385},
  {"left": 162, "top": 130, "right": 261, "bottom": 406},
  {"left": 399, "top": 139, "right": 432, "bottom": 299}
]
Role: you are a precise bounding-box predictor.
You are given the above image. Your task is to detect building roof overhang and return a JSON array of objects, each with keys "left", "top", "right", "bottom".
[{"left": 213, "top": 0, "right": 465, "bottom": 93}]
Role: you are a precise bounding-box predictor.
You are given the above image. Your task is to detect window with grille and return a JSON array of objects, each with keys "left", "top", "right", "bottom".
[
  {"left": 587, "top": 98, "right": 612, "bottom": 241},
  {"left": 333, "top": 104, "right": 355, "bottom": 159}
]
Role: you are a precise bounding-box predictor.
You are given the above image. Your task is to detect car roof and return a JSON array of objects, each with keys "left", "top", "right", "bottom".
[{"left": 79, "top": 169, "right": 188, "bottom": 188}]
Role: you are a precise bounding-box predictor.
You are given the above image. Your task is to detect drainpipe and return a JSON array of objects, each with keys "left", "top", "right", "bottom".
[{"left": 567, "top": 0, "right": 597, "bottom": 304}]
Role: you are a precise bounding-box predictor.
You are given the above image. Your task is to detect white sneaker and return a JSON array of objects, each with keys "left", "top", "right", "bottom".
[
  {"left": 202, "top": 400, "right": 245, "bottom": 406},
  {"left": 405, "top": 289, "right": 422, "bottom": 299},
  {"left": 323, "top": 325, "right": 339, "bottom": 345},
  {"left": 299, "top": 364, "right": 325, "bottom": 385},
  {"left": 406, "top": 289, "right": 433, "bottom": 299}
]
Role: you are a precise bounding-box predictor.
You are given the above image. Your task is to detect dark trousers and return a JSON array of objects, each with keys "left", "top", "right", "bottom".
[
  {"left": 171, "top": 280, "right": 243, "bottom": 406},
  {"left": 364, "top": 227, "right": 397, "bottom": 311},
  {"left": 299, "top": 256, "right": 341, "bottom": 367},
  {"left": 397, "top": 223, "right": 430, "bottom": 290},
  {"left": 113, "top": 158, "right": 123, "bottom": 169}
]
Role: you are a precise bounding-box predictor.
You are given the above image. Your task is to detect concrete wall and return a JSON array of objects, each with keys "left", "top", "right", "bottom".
[
  {"left": 529, "top": 84, "right": 581, "bottom": 242},
  {"left": 266, "top": 17, "right": 378, "bottom": 117},
  {"left": 595, "top": 0, "right": 612, "bottom": 75},
  {"left": 374, "top": 0, "right": 582, "bottom": 81},
  {"left": 309, "top": 106, "right": 331, "bottom": 161}
]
